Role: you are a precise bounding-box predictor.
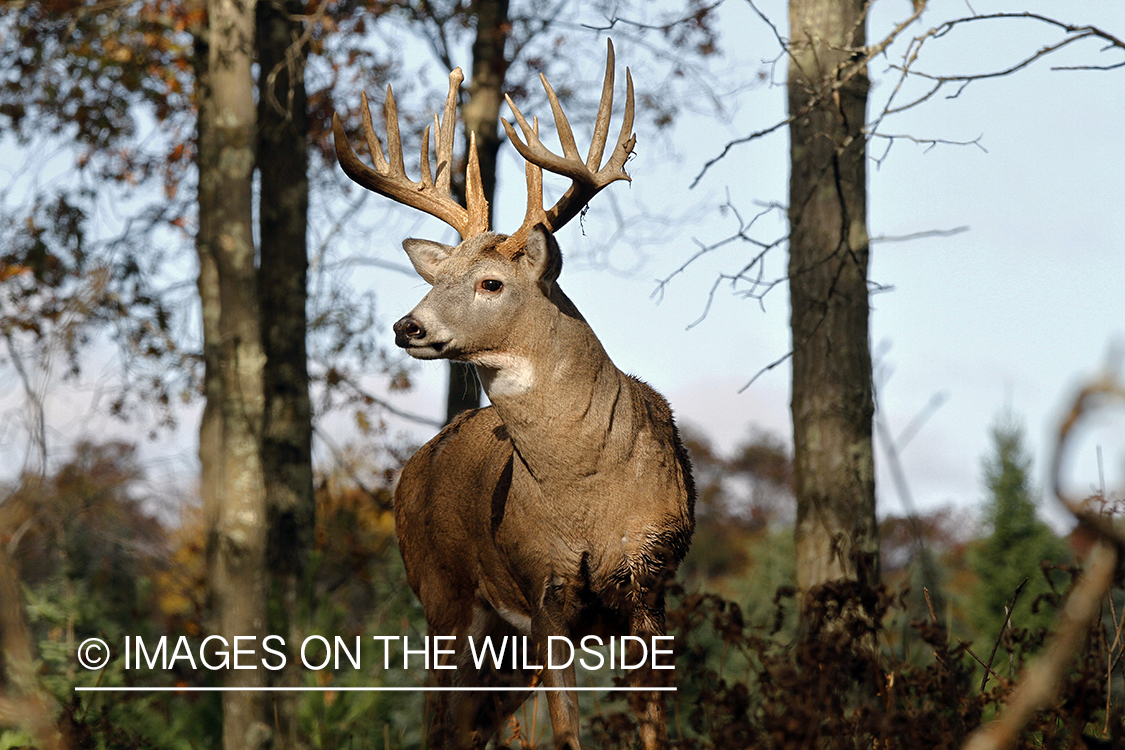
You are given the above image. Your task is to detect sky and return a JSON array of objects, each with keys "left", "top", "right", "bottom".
[{"left": 2, "top": 0, "right": 1123, "bottom": 531}]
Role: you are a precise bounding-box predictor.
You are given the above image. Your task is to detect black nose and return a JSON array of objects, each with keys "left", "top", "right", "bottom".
[{"left": 393, "top": 316, "right": 425, "bottom": 347}]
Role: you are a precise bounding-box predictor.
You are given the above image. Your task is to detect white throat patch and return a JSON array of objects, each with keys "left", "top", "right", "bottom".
[{"left": 473, "top": 353, "right": 535, "bottom": 398}]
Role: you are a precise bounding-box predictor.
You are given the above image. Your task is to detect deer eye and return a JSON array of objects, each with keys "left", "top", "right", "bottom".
[{"left": 478, "top": 279, "right": 503, "bottom": 293}]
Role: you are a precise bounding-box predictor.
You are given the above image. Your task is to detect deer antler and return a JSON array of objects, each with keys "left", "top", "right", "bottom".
[
  {"left": 332, "top": 69, "right": 489, "bottom": 240},
  {"left": 498, "top": 39, "right": 636, "bottom": 258}
]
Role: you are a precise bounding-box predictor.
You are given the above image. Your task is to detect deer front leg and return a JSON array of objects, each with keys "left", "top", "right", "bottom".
[
  {"left": 448, "top": 606, "right": 532, "bottom": 749},
  {"left": 533, "top": 584, "right": 581, "bottom": 750},
  {"left": 628, "top": 607, "right": 670, "bottom": 750},
  {"left": 424, "top": 663, "right": 454, "bottom": 750}
]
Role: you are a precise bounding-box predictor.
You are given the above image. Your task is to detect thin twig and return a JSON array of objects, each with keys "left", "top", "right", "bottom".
[
  {"left": 870, "top": 226, "right": 970, "bottom": 245},
  {"left": 981, "top": 578, "right": 1027, "bottom": 693},
  {"left": 738, "top": 350, "right": 792, "bottom": 393},
  {"left": 958, "top": 639, "right": 1005, "bottom": 688}
]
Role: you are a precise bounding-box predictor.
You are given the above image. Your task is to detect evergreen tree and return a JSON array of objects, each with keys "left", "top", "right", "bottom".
[{"left": 968, "top": 413, "right": 1069, "bottom": 642}]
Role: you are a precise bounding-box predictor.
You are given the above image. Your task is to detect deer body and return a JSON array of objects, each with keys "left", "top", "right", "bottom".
[
  {"left": 333, "top": 42, "right": 694, "bottom": 750},
  {"left": 394, "top": 230, "right": 693, "bottom": 750}
]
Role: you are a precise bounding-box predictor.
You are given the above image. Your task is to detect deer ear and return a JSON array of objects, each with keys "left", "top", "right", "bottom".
[
  {"left": 402, "top": 238, "right": 454, "bottom": 284},
  {"left": 523, "top": 224, "right": 562, "bottom": 287}
]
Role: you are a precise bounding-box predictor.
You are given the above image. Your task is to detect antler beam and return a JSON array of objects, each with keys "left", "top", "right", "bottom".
[
  {"left": 498, "top": 39, "right": 636, "bottom": 257},
  {"left": 332, "top": 70, "right": 489, "bottom": 240}
]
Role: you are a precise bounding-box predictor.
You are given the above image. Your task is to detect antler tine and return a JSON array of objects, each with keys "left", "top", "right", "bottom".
[
  {"left": 359, "top": 91, "right": 389, "bottom": 173},
  {"left": 502, "top": 94, "right": 598, "bottom": 185},
  {"left": 436, "top": 70, "right": 461, "bottom": 196},
  {"left": 332, "top": 69, "right": 490, "bottom": 240},
  {"left": 540, "top": 74, "right": 583, "bottom": 165},
  {"left": 608, "top": 69, "right": 636, "bottom": 175},
  {"left": 521, "top": 117, "right": 547, "bottom": 229},
  {"left": 383, "top": 86, "right": 406, "bottom": 178},
  {"left": 464, "top": 132, "right": 488, "bottom": 236},
  {"left": 587, "top": 39, "right": 616, "bottom": 171},
  {"left": 497, "top": 39, "right": 636, "bottom": 257},
  {"left": 419, "top": 123, "right": 434, "bottom": 190}
]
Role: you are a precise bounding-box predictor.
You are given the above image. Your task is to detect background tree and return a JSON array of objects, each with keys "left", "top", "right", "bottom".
[
  {"left": 0, "top": 440, "right": 216, "bottom": 750},
  {"left": 968, "top": 413, "right": 1069, "bottom": 645},
  {"left": 194, "top": 0, "right": 272, "bottom": 746},
  {"left": 786, "top": 0, "right": 878, "bottom": 625},
  {"left": 679, "top": 2, "right": 1121, "bottom": 641},
  {"left": 256, "top": 1, "right": 315, "bottom": 744}
]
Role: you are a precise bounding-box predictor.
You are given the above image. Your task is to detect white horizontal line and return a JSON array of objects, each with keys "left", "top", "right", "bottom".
[{"left": 75, "top": 686, "right": 676, "bottom": 693}]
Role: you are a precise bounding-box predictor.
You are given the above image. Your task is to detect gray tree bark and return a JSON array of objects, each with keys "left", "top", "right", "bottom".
[
  {"left": 197, "top": 1, "right": 271, "bottom": 747},
  {"left": 257, "top": 0, "right": 314, "bottom": 747},
  {"left": 787, "top": 0, "right": 879, "bottom": 616}
]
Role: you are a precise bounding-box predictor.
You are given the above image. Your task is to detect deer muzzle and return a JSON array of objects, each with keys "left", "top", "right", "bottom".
[{"left": 393, "top": 315, "right": 426, "bottom": 348}]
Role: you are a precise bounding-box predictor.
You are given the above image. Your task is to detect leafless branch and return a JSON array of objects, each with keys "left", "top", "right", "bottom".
[
  {"left": 873, "top": 381, "right": 949, "bottom": 612},
  {"left": 691, "top": 117, "right": 794, "bottom": 189},
  {"left": 958, "top": 638, "right": 1005, "bottom": 689},
  {"left": 580, "top": 0, "right": 727, "bottom": 34},
  {"left": 651, "top": 196, "right": 784, "bottom": 305},
  {"left": 746, "top": 0, "right": 787, "bottom": 55},
  {"left": 878, "top": 12, "right": 1125, "bottom": 124},
  {"left": 697, "top": 8, "right": 1123, "bottom": 186},
  {"left": 738, "top": 349, "right": 791, "bottom": 394},
  {"left": 3, "top": 331, "right": 48, "bottom": 476},
  {"left": 980, "top": 577, "right": 1027, "bottom": 693},
  {"left": 693, "top": 0, "right": 926, "bottom": 187},
  {"left": 651, "top": 196, "right": 787, "bottom": 332},
  {"left": 863, "top": 0, "right": 928, "bottom": 63},
  {"left": 333, "top": 372, "right": 444, "bottom": 429},
  {"left": 263, "top": 0, "right": 331, "bottom": 119},
  {"left": 870, "top": 226, "right": 970, "bottom": 245},
  {"left": 894, "top": 390, "right": 949, "bottom": 449},
  {"left": 869, "top": 131, "right": 985, "bottom": 167}
]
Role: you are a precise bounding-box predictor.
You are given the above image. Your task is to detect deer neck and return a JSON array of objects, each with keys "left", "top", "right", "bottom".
[{"left": 473, "top": 286, "right": 630, "bottom": 482}]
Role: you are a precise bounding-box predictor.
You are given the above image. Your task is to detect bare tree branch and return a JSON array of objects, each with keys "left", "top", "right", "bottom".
[
  {"left": 651, "top": 195, "right": 785, "bottom": 306},
  {"left": 334, "top": 372, "right": 444, "bottom": 429},
  {"left": 693, "top": 0, "right": 926, "bottom": 187},
  {"left": 697, "top": 8, "right": 1124, "bottom": 187},
  {"left": 869, "top": 131, "right": 985, "bottom": 167},
  {"left": 875, "top": 12, "right": 1125, "bottom": 129},
  {"left": 739, "top": 349, "right": 791, "bottom": 394},
  {"left": 580, "top": 0, "right": 727, "bottom": 34},
  {"left": 870, "top": 226, "right": 970, "bottom": 244}
]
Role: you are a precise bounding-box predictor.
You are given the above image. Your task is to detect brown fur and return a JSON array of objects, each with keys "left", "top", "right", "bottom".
[{"left": 393, "top": 228, "right": 695, "bottom": 750}]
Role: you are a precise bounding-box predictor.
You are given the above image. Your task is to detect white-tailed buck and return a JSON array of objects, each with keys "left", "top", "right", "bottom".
[{"left": 333, "top": 41, "right": 695, "bottom": 750}]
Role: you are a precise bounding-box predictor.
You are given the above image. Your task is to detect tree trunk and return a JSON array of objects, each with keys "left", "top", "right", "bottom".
[
  {"left": 444, "top": 0, "right": 510, "bottom": 423},
  {"left": 197, "top": 1, "right": 271, "bottom": 747},
  {"left": 256, "top": 1, "right": 313, "bottom": 747},
  {"left": 786, "top": 0, "right": 878, "bottom": 617}
]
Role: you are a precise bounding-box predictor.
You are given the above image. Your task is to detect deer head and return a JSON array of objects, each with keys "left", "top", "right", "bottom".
[{"left": 331, "top": 42, "right": 635, "bottom": 367}]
